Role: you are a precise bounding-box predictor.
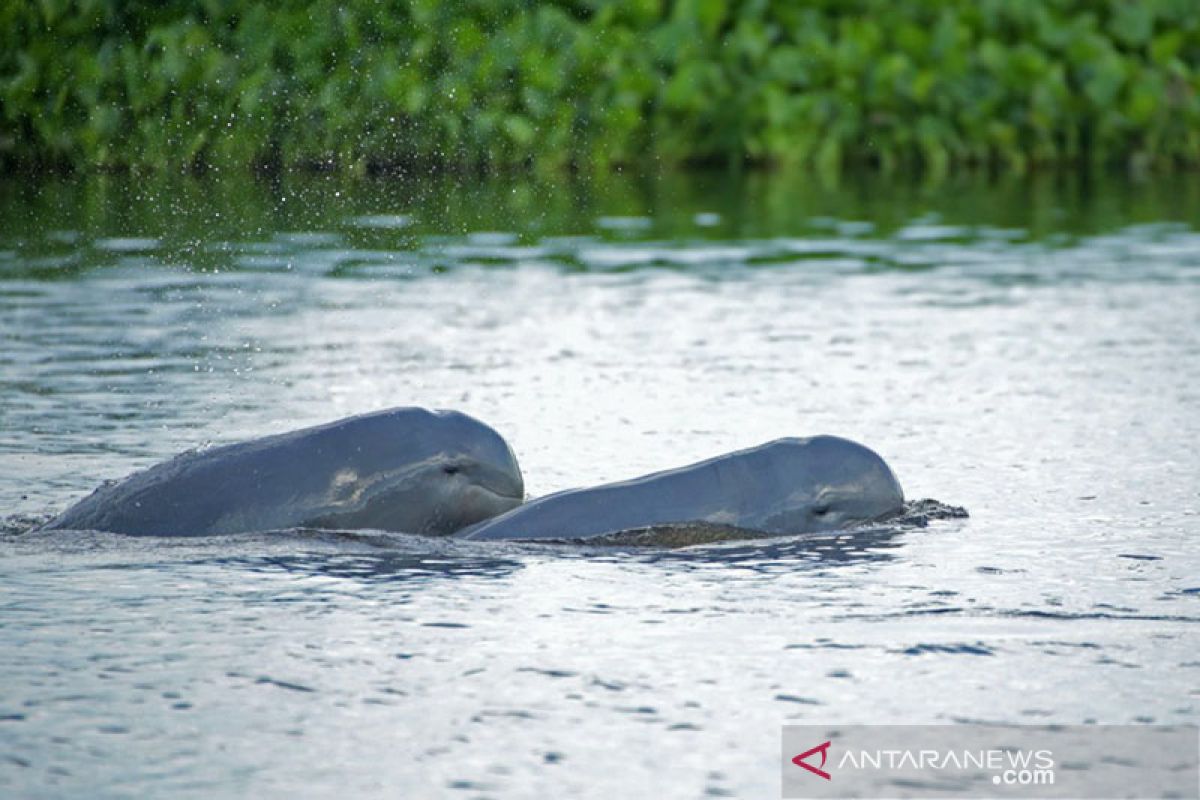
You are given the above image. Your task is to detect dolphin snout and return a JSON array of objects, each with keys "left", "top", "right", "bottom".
[{"left": 473, "top": 460, "right": 525, "bottom": 502}]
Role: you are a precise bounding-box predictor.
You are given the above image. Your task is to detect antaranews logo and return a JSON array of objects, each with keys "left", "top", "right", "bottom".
[
  {"left": 791, "top": 741, "right": 832, "bottom": 781},
  {"left": 781, "top": 725, "right": 1199, "bottom": 800}
]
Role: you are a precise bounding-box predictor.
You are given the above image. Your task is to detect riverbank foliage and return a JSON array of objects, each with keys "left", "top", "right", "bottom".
[{"left": 3, "top": 0, "right": 1199, "bottom": 174}]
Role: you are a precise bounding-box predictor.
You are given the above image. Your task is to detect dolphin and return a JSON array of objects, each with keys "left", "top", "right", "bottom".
[
  {"left": 40, "top": 407, "right": 524, "bottom": 536},
  {"left": 456, "top": 436, "right": 903, "bottom": 542}
]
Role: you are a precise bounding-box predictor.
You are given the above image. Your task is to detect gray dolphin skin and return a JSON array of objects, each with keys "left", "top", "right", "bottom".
[
  {"left": 41, "top": 407, "right": 524, "bottom": 536},
  {"left": 457, "top": 436, "right": 904, "bottom": 542}
]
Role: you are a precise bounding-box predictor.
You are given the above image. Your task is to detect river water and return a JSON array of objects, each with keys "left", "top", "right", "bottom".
[{"left": 0, "top": 172, "right": 1197, "bottom": 798}]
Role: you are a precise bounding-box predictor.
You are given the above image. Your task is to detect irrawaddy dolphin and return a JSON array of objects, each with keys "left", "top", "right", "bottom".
[
  {"left": 41, "top": 407, "right": 524, "bottom": 536},
  {"left": 456, "top": 435, "right": 904, "bottom": 542}
]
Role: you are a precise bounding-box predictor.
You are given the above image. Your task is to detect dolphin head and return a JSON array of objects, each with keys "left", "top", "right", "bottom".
[
  {"left": 310, "top": 450, "right": 524, "bottom": 536},
  {"left": 306, "top": 408, "right": 525, "bottom": 535},
  {"left": 756, "top": 436, "right": 905, "bottom": 534},
  {"left": 422, "top": 410, "right": 526, "bottom": 533},
  {"left": 419, "top": 449, "right": 526, "bottom": 534}
]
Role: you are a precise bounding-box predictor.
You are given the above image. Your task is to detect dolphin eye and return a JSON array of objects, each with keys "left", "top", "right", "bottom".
[
  {"left": 442, "top": 465, "right": 461, "bottom": 475},
  {"left": 812, "top": 504, "right": 831, "bottom": 517}
]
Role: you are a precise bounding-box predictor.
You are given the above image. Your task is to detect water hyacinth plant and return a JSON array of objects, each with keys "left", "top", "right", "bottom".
[{"left": 2, "top": 0, "right": 1198, "bottom": 174}]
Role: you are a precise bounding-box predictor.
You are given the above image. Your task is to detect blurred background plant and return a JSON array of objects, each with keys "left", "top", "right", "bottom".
[{"left": 2, "top": 0, "right": 1198, "bottom": 176}]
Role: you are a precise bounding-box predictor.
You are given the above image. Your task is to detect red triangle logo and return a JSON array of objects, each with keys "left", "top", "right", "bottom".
[{"left": 792, "top": 740, "right": 832, "bottom": 780}]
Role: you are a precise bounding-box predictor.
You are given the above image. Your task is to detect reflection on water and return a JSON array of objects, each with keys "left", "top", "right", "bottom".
[
  {"left": 230, "top": 549, "right": 526, "bottom": 583},
  {"left": 0, "top": 171, "right": 1197, "bottom": 799}
]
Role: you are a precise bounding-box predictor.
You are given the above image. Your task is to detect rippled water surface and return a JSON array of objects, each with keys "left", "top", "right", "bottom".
[{"left": 1, "top": 172, "right": 1198, "bottom": 798}]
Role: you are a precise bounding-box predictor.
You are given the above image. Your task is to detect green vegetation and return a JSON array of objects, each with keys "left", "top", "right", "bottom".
[{"left": 3, "top": 0, "right": 1199, "bottom": 174}]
